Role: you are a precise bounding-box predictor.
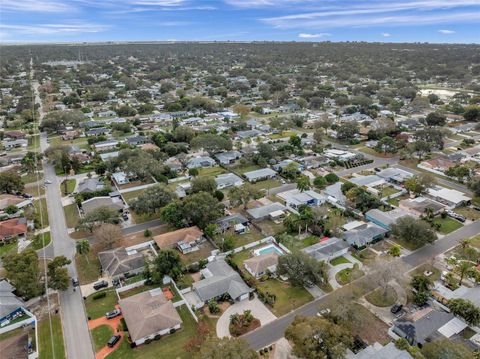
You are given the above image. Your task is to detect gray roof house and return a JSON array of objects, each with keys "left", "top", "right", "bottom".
[
  {"left": 126, "top": 135, "right": 149, "bottom": 146},
  {"left": 215, "top": 213, "right": 249, "bottom": 232},
  {"left": 377, "top": 168, "right": 413, "bottom": 184},
  {"left": 347, "top": 342, "right": 412, "bottom": 359},
  {"left": 77, "top": 178, "right": 105, "bottom": 194},
  {"left": 247, "top": 202, "right": 287, "bottom": 220},
  {"left": 215, "top": 151, "right": 242, "bottom": 165},
  {"left": 325, "top": 182, "right": 347, "bottom": 206},
  {"left": 365, "top": 208, "right": 411, "bottom": 230},
  {"left": 81, "top": 196, "right": 124, "bottom": 214},
  {"left": 0, "top": 280, "right": 24, "bottom": 322},
  {"left": 215, "top": 173, "right": 243, "bottom": 190},
  {"left": 243, "top": 168, "right": 277, "bottom": 183},
  {"left": 302, "top": 237, "right": 349, "bottom": 262},
  {"left": 186, "top": 156, "right": 216, "bottom": 169},
  {"left": 98, "top": 247, "right": 145, "bottom": 278},
  {"left": 343, "top": 223, "right": 388, "bottom": 249},
  {"left": 85, "top": 127, "right": 109, "bottom": 137},
  {"left": 192, "top": 259, "right": 251, "bottom": 304}
]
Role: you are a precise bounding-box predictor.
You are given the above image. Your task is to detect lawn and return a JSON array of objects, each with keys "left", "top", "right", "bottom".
[
  {"left": 179, "top": 241, "right": 216, "bottom": 265},
  {"left": 379, "top": 186, "right": 400, "bottom": 199},
  {"left": 22, "top": 172, "right": 43, "bottom": 185},
  {"left": 257, "top": 279, "right": 313, "bottom": 316},
  {"left": 33, "top": 198, "right": 49, "bottom": 229},
  {"left": 85, "top": 289, "right": 118, "bottom": 320},
  {"left": 387, "top": 194, "right": 409, "bottom": 207},
  {"left": 92, "top": 324, "right": 114, "bottom": 352},
  {"left": 0, "top": 241, "right": 17, "bottom": 258},
  {"left": 231, "top": 163, "right": 261, "bottom": 175},
  {"left": 63, "top": 204, "right": 80, "bottom": 228},
  {"left": 282, "top": 235, "right": 320, "bottom": 252},
  {"left": 38, "top": 314, "right": 66, "bottom": 359},
  {"left": 409, "top": 263, "right": 441, "bottom": 282},
  {"left": 31, "top": 231, "right": 51, "bottom": 250},
  {"left": 330, "top": 256, "right": 351, "bottom": 266},
  {"left": 249, "top": 179, "right": 282, "bottom": 193},
  {"left": 121, "top": 189, "right": 146, "bottom": 203},
  {"left": 130, "top": 211, "right": 161, "bottom": 225},
  {"left": 391, "top": 237, "right": 423, "bottom": 251},
  {"left": 365, "top": 286, "right": 398, "bottom": 307},
  {"left": 118, "top": 284, "right": 158, "bottom": 299},
  {"left": 255, "top": 220, "right": 285, "bottom": 236},
  {"left": 75, "top": 252, "right": 101, "bottom": 285},
  {"left": 455, "top": 206, "right": 480, "bottom": 221},
  {"left": 268, "top": 130, "right": 295, "bottom": 139},
  {"left": 336, "top": 267, "right": 364, "bottom": 286},
  {"left": 431, "top": 217, "right": 463, "bottom": 234},
  {"left": 230, "top": 245, "right": 262, "bottom": 268},
  {"left": 60, "top": 179, "right": 76, "bottom": 196},
  {"left": 197, "top": 166, "right": 227, "bottom": 178},
  {"left": 471, "top": 235, "right": 480, "bottom": 249},
  {"left": 24, "top": 184, "right": 45, "bottom": 198},
  {"left": 221, "top": 228, "right": 264, "bottom": 249},
  {"left": 105, "top": 305, "right": 196, "bottom": 359}
]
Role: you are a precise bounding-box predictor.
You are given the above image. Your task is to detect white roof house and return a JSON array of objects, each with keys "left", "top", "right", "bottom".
[
  {"left": 276, "top": 188, "right": 325, "bottom": 211},
  {"left": 243, "top": 168, "right": 277, "bottom": 183},
  {"left": 426, "top": 186, "right": 471, "bottom": 208},
  {"left": 215, "top": 173, "right": 244, "bottom": 190}
]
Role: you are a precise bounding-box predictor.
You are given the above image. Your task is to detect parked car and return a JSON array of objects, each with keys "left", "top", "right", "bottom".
[
  {"left": 21, "top": 193, "right": 33, "bottom": 199},
  {"left": 473, "top": 205, "right": 480, "bottom": 212},
  {"left": 316, "top": 308, "right": 331, "bottom": 317},
  {"left": 107, "top": 335, "right": 121, "bottom": 348},
  {"left": 105, "top": 309, "right": 121, "bottom": 319},
  {"left": 93, "top": 280, "right": 108, "bottom": 290},
  {"left": 391, "top": 304, "right": 403, "bottom": 314},
  {"left": 112, "top": 278, "right": 120, "bottom": 287},
  {"left": 44, "top": 179, "right": 52, "bottom": 185},
  {"left": 71, "top": 278, "right": 79, "bottom": 287}
]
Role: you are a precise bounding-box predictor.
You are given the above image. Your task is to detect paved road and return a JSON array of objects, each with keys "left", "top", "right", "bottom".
[
  {"left": 242, "top": 219, "right": 480, "bottom": 350},
  {"left": 122, "top": 219, "right": 163, "bottom": 235},
  {"left": 35, "top": 78, "right": 95, "bottom": 358}
]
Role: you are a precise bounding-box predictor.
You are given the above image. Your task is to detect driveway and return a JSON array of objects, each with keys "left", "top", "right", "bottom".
[
  {"left": 216, "top": 297, "right": 277, "bottom": 338},
  {"left": 88, "top": 304, "right": 124, "bottom": 359}
]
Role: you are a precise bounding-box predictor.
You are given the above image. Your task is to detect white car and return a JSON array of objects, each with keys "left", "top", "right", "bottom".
[{"left": 44, "top": 179, "right": 52, "bottom": 185}]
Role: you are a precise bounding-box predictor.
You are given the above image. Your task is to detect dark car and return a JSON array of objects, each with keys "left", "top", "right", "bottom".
[
  {"left": 21, "top": 193, "right": 33, "bottom": 199},
  {"left": 473, "top": 206, "right": 480, "bottom": 212},
  {"left": 105, "top": 309, "right": 121, "bottom": 319},
  {"left": 93, "top": 280, "right": 108, "bottom": 290},
  {"left": 391, "top": 304, "right": 403, "bottom": 314},
  {"left": 107, "top": 335, "right": 121, "bottom": 348},
  {"left": 71, "top": 278, "right": 79, "bottom": 287}
]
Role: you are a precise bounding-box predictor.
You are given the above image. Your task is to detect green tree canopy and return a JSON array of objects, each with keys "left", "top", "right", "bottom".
[{"left": 130, "top": 184, "right": 176, "bottom": 215}]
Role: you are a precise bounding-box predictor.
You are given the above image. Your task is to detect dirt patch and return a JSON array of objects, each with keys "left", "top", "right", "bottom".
[
  {"left": 0, "top": 332, "right": 29, "bottom": 358},
  {"left": 120, "top": 224, "right": 171, "bottom": 247},
  {"left": 190, "top": 272, "right": 202, "bottom": 282},
  {"left": 229, "top": 317, "right": 261, "bottom": 337},
  {"left": 30, "top": 293, "right": 60, "bottom": 321}
]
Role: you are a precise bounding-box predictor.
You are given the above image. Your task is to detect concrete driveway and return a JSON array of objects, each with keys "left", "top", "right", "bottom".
[{"left": 216, "top": 297, "right": 277, "bottom": 338}]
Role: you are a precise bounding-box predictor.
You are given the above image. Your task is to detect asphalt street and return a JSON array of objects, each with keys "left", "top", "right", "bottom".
[{"left": 242, "top": 219, "right": 480, "bottom": 350}]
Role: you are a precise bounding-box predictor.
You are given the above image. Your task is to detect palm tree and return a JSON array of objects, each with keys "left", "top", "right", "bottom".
[
  {"left": 243, "top": 310, "right": 253, "bottom": 324},
  {"left": 76, "top": 239, "right": 90, "bottom": 254},
  {"left": 229, "top": 313, "right": 240, "bottom": 326},
  {"left": 459, "top": 238, "right": 471, "bottom": 253},
  {"left": 456, "top": 261, "right": 473, "bottom": 285}
]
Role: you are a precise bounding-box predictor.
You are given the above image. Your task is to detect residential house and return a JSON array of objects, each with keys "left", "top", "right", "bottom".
[
  {"left": 365, "top": 208, "right": 411, "bottom": 230},
  {"left": 243, "top": 168, "right": 277, "bottom": 183},
  {"left": 215, "top": 173, "right": 243, "bottom": 190},
  {"left": 215, "top": 151, "right": 242, "bottom": 165},
  {"left": 3, "top": 139, "right": 28, "bottom": 150},
  {"left": 0, "top": 218, "right": 28, "bottom": 242},
  {"left": 0, "top": 280, "right": 26, "bottom": 325},
  {"left": 399, "top": 197, "right": 446, "bottom": 216},
  {"left": 0, "top": 194, "right": 32, "bottom": 211},
  {"left": 186, "top": 156, "right": 216, "bottom": 169},
  {"left": 85, "top": 127, "right": 109, "bottom": 137},
  {"left": 98, "top": 247, "right": 145, "bottom": 279},
  {"left": 235, "top": 129, "right": 263, "bottom": 140},
  {"left": 97, "top": 110, "right": 116, "bottom": 118},
  {"left": 350, "top": 175, "right": 386, "bottom": 189},
  {"left": 126, "top": 135, "right": 149, "bottom": 146},
  {"left": 324, "top": 149, "right": 357, "bottom": 161},
  {"left": 420, "top": 157, "right": 456, "bottom": 173},
  {"left": 298, "top": 155, "right": 330, "bottom": 169},
  {"left": 99, "top": 151, "right": 119, "bottom": 162},
  {"left": 392, "top": 307, "right": 460, "bottom": 346},
  {"left": 273, "top": 159, "right": 303, "bottom": 172},
  {"left": 112, "top": 172, "right": 131, "bottom": 186},
  {"left": 81, "top": 197, "right": 124, "bottom": 215},
  {"left": 247, "top": 202, "right": 288, "bottom": 221},
  {"left": 165, "top": 157, "right": 183, "bottom": 172},
  {"left": 215, "top": 213, "right": 249, "bottom": 233},
  {"left": 343, "top": 222, "right": 388, "bottom": 249},
  {"left": 191, "top": 259, "right": 251, "bottom": 307},
  {"left": 62, "top": 130, "right": 80, "bottom": 140},
  {"left": 92, "top": 140, "right": 118, "bottom": 152},
  {"left": 119, "top": 289, "right": 182, "bottom": 346},
  {"left": 77, "top": 178, "right": 105, "bottom": 194},
  {"left": 3, "top": 131, "right": 26, "bottom": 140},
  {"left": 277, "top": 188, "right": 325, "bottom": 211},
  {"left": 244, "top": 253, "right": 279, "bottom": 279},
  {"left": 432, "top": 283, "right": 480, "bottom": 308},
  {"left": 426, "top": 186, "right": 471, "bottom": 208},
  {"left": 302, "top": 237, "right": 349, "bottom": 262},
  {"left": 346, "top": 342, "right": 413, "bottom": 359},
  {"left": 153, "top": 226, "right": 204, "bottom": 254},
  {"left": 377, "top": 168, "right": 413, "bottom": 185},
  {"left": 325, "top": 182, "right": 347, "bottom": 207}
]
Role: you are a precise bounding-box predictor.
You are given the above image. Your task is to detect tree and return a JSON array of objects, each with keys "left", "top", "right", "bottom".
[
  {"left": 130, "top": 184, "right": 176, "bottom": 215},
  {"left": 173, "top": 126, "right": 196, "bottom": 143},
  {"left": 375, "top": 136, "right": 397, "bottom": 154},
  {"left": 152, "top": 249, "right": 183, "bottom": 282},
  {"left": 0, "top": 171, "right": 24, "bottom": 194},
  {"left": 296, "top": 175, "right": 311, "bottom": 192},
  {"left": 285, "top": 316, "right": 353, "bottom": 359},
  {"left": 47, "top": 256, "right": 71, "bottom": 291},
  {"left": 404, "top": 173, "right": 435, "bottom": 196},
  {"left": 391, "top": 216, "right": 437, "bottom": 247},
  {"left": 160, "top": 201, "right": 185, "bottom": 228},
  {"left": 191, "top": 177, "right": 216, "bottom": 194},
  {"left": 422, "top": 338, "right": 474, "bottom": 359},
  {"left": 116, "top": 105, "right": 137, "bottom": 117},
  {"left": 425, "top": 112, "right": 447, "bottom": 126},
  {"left": 468, "top": 176, "right": 480, "bottom": 197},
  {"left": 232, "top": 104, "right": 250, "bottom": 118},
  {"left": 463, "top": 105, "right": 480, "bottom": 122},
  {"left": 456, "top": 260, "right": 474, "bottom": 286},
  {"left": 324, "top": 173, "right": 339, "bottom": 184},
  {"left": 410, "top": 274, "right": 432, "bottom": 293},
  {"left": 313, "top": 176, "right": 327, "bottom": 189},
  {"left": 3, "top": 248, "right": 41, "bottom": 299},
  {"left": 336, "top": 122, "right": 359, "bottom": 140},
  {"left": 182, "top": 192, "right": 224, "bottom": 229},
  {"left": 41, "top": 110, "right": 84, "bottom": 133},
  {"left": 76, "top": 239, "right": 90, "bottom": 254},
  {"left": 21, "top": 152, "right": 41, "bottom": 173},
  {"left": 193, "top": 336, "right": 257, "bottom": 359},
  {"left": 191, "top": 134, "right": 232, "bottom": 155},
  {"left": 135, "top": 90, "right": 151, "bottom": 102},
  {"left": 277, "top": 251, "right": 328, "bottom": 287},
  {"left": 228, "top": 184, "right": 259, "bottom": 209},
  {"left": 77, "top": 206, "right": 120, "bottom": 232},
  {"left": 257, "top": 143, "right": 275, "bottom": 161},
  {"left": 93, "top": 224, "right": 122, "bottom": 251},
  {"left": 313, "top": 128, "right": 323, "bottom": 144},
  {"left": 388, "top": 245, "right": 401, "bottom": 257},
  {"left": 289, "top": 134, "right": 301, "bottom": 148}
]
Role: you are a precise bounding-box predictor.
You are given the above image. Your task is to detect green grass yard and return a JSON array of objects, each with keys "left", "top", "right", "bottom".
[
  {"left": 330, "top": 256, "right": 351, "bottom": 266},
  {"left": 63, "top": 204, "right": 80, "bottom": 228},
  {"left": 105, "top": 305, "right": 196, "bottom": 359},
  {"left": 431, "top": 217, "right": 463, "bottom": 234},
  {"left": 250, "top": 179, "right": 282, "bottom": 193},
  {"left": 379, "top": 186, "right": 400, "bottom": 198},
  {"left": 38, "top": 314, "right": 66, "bottom": 359},
  {"left": 197, "top": 166, "right": 227, "bottom": 178},
  {"left": 33, "top": 198, "right": 49, "bottom": 229},
  {"left": 75, "top": 252, "right": 101, "bottom": 285},
  {"left": 257, "top": 279, "right": 313, "bottom": 316},
  {"left": 31, "top": 231, "right": 51, "bottom": 250},
  {"left": 335, "top": 267, "right": 364, "bottom": 286},
  {"left": 0, "top": 241, "right": 17, "bottom": 258},
  {"left": 92, "top": 325, "right": 114, "bottom": 352},
  {"left": 85, "top": 289, "right": 118, "bottom": 320},
  {"left": 454, "top": 207, "right": 480, "bottom": 221},
  {"left": 365, "top": 286, "right": 398, "bottom": 307},
  {"left": 60, "top": 179, "right": 76, "bottom": 196},
  {"left": 121, "top": 189, "right": 147, "bottom": 203}
]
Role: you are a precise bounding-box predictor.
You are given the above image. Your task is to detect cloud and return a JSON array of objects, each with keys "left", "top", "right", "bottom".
[
  {"left": 0, "top": 23, "right": 108, "bottom": 36},
  {"left": 439, "top": 29, "right": 455, "bottom": 34},
  {"left": 381, "top": 32, "right": 391, "bottom": 37},
  {"left": 261, "top": 1, "right": 480, "bottom": 29},
  {"left": 1, "top": 0, "right": 73, "bottom": 12},
  {"left": 225, "top": 0, "right": 309, "bottom": 8},
  {"left": 298, "top": 32, "right": 331, "bottom": 38}
]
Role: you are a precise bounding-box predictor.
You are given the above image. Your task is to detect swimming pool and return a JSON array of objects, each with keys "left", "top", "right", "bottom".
[{"left": 254, "top": 244, "right": 284, "bottom": 256}]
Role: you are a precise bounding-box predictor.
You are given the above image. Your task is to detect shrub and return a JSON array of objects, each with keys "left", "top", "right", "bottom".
[
  {"left": 170, "top": 328, "right": 176, "bottom": 334},
  {"left": 92, "top": 292, "right": 107, "bottom": 300}
]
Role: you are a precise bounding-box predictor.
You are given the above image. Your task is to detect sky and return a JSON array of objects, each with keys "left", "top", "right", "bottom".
[{"left": 0, "top": 0, "right": 479, "bottom": 43}]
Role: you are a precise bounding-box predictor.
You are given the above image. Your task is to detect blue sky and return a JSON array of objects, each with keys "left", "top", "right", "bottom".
[{"left": 1, "top": 0, "right": 479, "bottom": 43}]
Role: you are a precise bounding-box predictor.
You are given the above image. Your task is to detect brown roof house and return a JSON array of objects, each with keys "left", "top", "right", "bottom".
[
  {"left": 119, "top": 288, "right": 182, "bottom": 346},
  {"left": 0, "top": 218, "right": 28, "bottom": 242},
  {"left": 98, "top": 247, "right": 145, "bottom": 279},
  {"left": 399, "top": 197, "right": 446, "bottom": 217},
  {"left": 153, "top": 226, "right": 204, "bottom": 254},
  {"left": 244, "top": 253, "right": 279, "bottom": 279}
]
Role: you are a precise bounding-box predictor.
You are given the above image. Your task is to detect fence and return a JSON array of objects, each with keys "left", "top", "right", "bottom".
[
  {"left": 221, "top": 236, "right": 276, "bottom": 256},
  {"left": 171, "top": 280, "right": 198, "bottom": 322},
  {"left": 0, "top": 309, "right": 36, "bottom": 335}
]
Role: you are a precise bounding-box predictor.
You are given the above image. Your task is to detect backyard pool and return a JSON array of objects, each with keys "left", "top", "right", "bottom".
[{"left": 254, "top": 244, "right": 284, "bottom": 256}]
